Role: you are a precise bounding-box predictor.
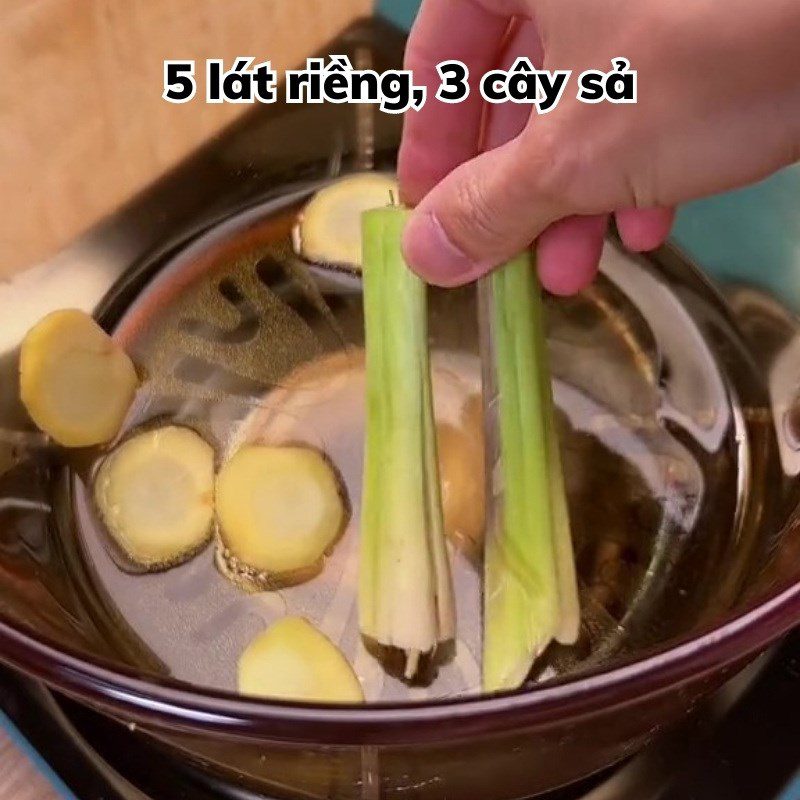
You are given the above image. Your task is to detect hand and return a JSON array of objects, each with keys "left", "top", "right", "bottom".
[{"left": 398, "top": 0, "right": 800, "bottom": 294}]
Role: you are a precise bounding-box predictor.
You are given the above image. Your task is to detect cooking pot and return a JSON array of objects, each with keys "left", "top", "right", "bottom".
[{"left": 2, "top": 19, "right": 800, "bottom": 800}]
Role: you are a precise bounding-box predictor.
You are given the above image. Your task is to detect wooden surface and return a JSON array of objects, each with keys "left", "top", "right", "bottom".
[
  {"left": 1, "top": 0, "right": 372, "bottom": 278},
  {"left": 0, "top": 733, "right": 60, "bottom": 800},
  {"left": 0, "top": 1, "right": 371, "bottom": 797}
]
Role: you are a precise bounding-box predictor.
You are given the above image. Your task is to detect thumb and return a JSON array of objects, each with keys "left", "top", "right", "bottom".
[{"left": 401, "top": 131, "right": 571, "bottom": 286}]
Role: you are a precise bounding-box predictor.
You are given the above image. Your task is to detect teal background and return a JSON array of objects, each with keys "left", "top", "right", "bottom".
[
  {"left": 379, "top": 0, "right": 419, "bottom": 29},
  {"left": 378, "top": 0, "right": 800, "bottom": 311}
]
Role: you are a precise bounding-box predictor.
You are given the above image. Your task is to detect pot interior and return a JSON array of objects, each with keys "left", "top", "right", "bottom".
[
  {"left": 0, "top": 184, "right": 784, "bottom": 704},
  {"left": 0, "top": 20, "right": 794, "bottom": 721}
]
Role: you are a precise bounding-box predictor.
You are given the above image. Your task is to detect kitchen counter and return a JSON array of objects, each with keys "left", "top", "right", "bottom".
[{"left": 0, "top": 732, "right": 60, "bottom": 800}]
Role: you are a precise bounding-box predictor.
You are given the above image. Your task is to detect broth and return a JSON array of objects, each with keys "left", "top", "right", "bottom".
[{"left": 66, "top": 200, "right": 750, "bottom": 701}]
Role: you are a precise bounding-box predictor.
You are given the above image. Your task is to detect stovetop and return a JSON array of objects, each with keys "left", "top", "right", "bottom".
[{"left": 1, "top": 629, "right": 799, "bottom": 800}]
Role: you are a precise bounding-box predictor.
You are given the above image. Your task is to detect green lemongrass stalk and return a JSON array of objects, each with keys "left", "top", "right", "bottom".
[
  {"left": 480, "top": 253, "right": 580, "bottom": 692},
  {"left": 547, "top": 380, "right": 581, "bottom": 646},
  {"left": 359, "top": 206, "right": 455, "bottom": 678}
]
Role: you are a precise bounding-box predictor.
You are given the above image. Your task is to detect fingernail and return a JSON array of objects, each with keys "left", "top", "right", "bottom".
[{"left": 402, "top": 212, "right": 489, "bottom": 286}]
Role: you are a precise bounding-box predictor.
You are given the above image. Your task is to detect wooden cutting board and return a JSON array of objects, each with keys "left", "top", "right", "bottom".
[
  {"left": 1, "top": 0, "right": 372, "bottom": 278},
  {"left": 0, "top": 1, "right": 371, "bottom": 797}
]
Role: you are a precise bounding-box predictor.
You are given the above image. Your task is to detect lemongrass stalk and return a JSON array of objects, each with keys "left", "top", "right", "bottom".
[
  {"left": 480, "top": 253, "right": 580, "bottom": 692},
  {"left": 547, "top": 386, "right": 581, "bottom": 645},
  {"left": 359, "top": 206, "right": 455, "bottom": 678}
]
